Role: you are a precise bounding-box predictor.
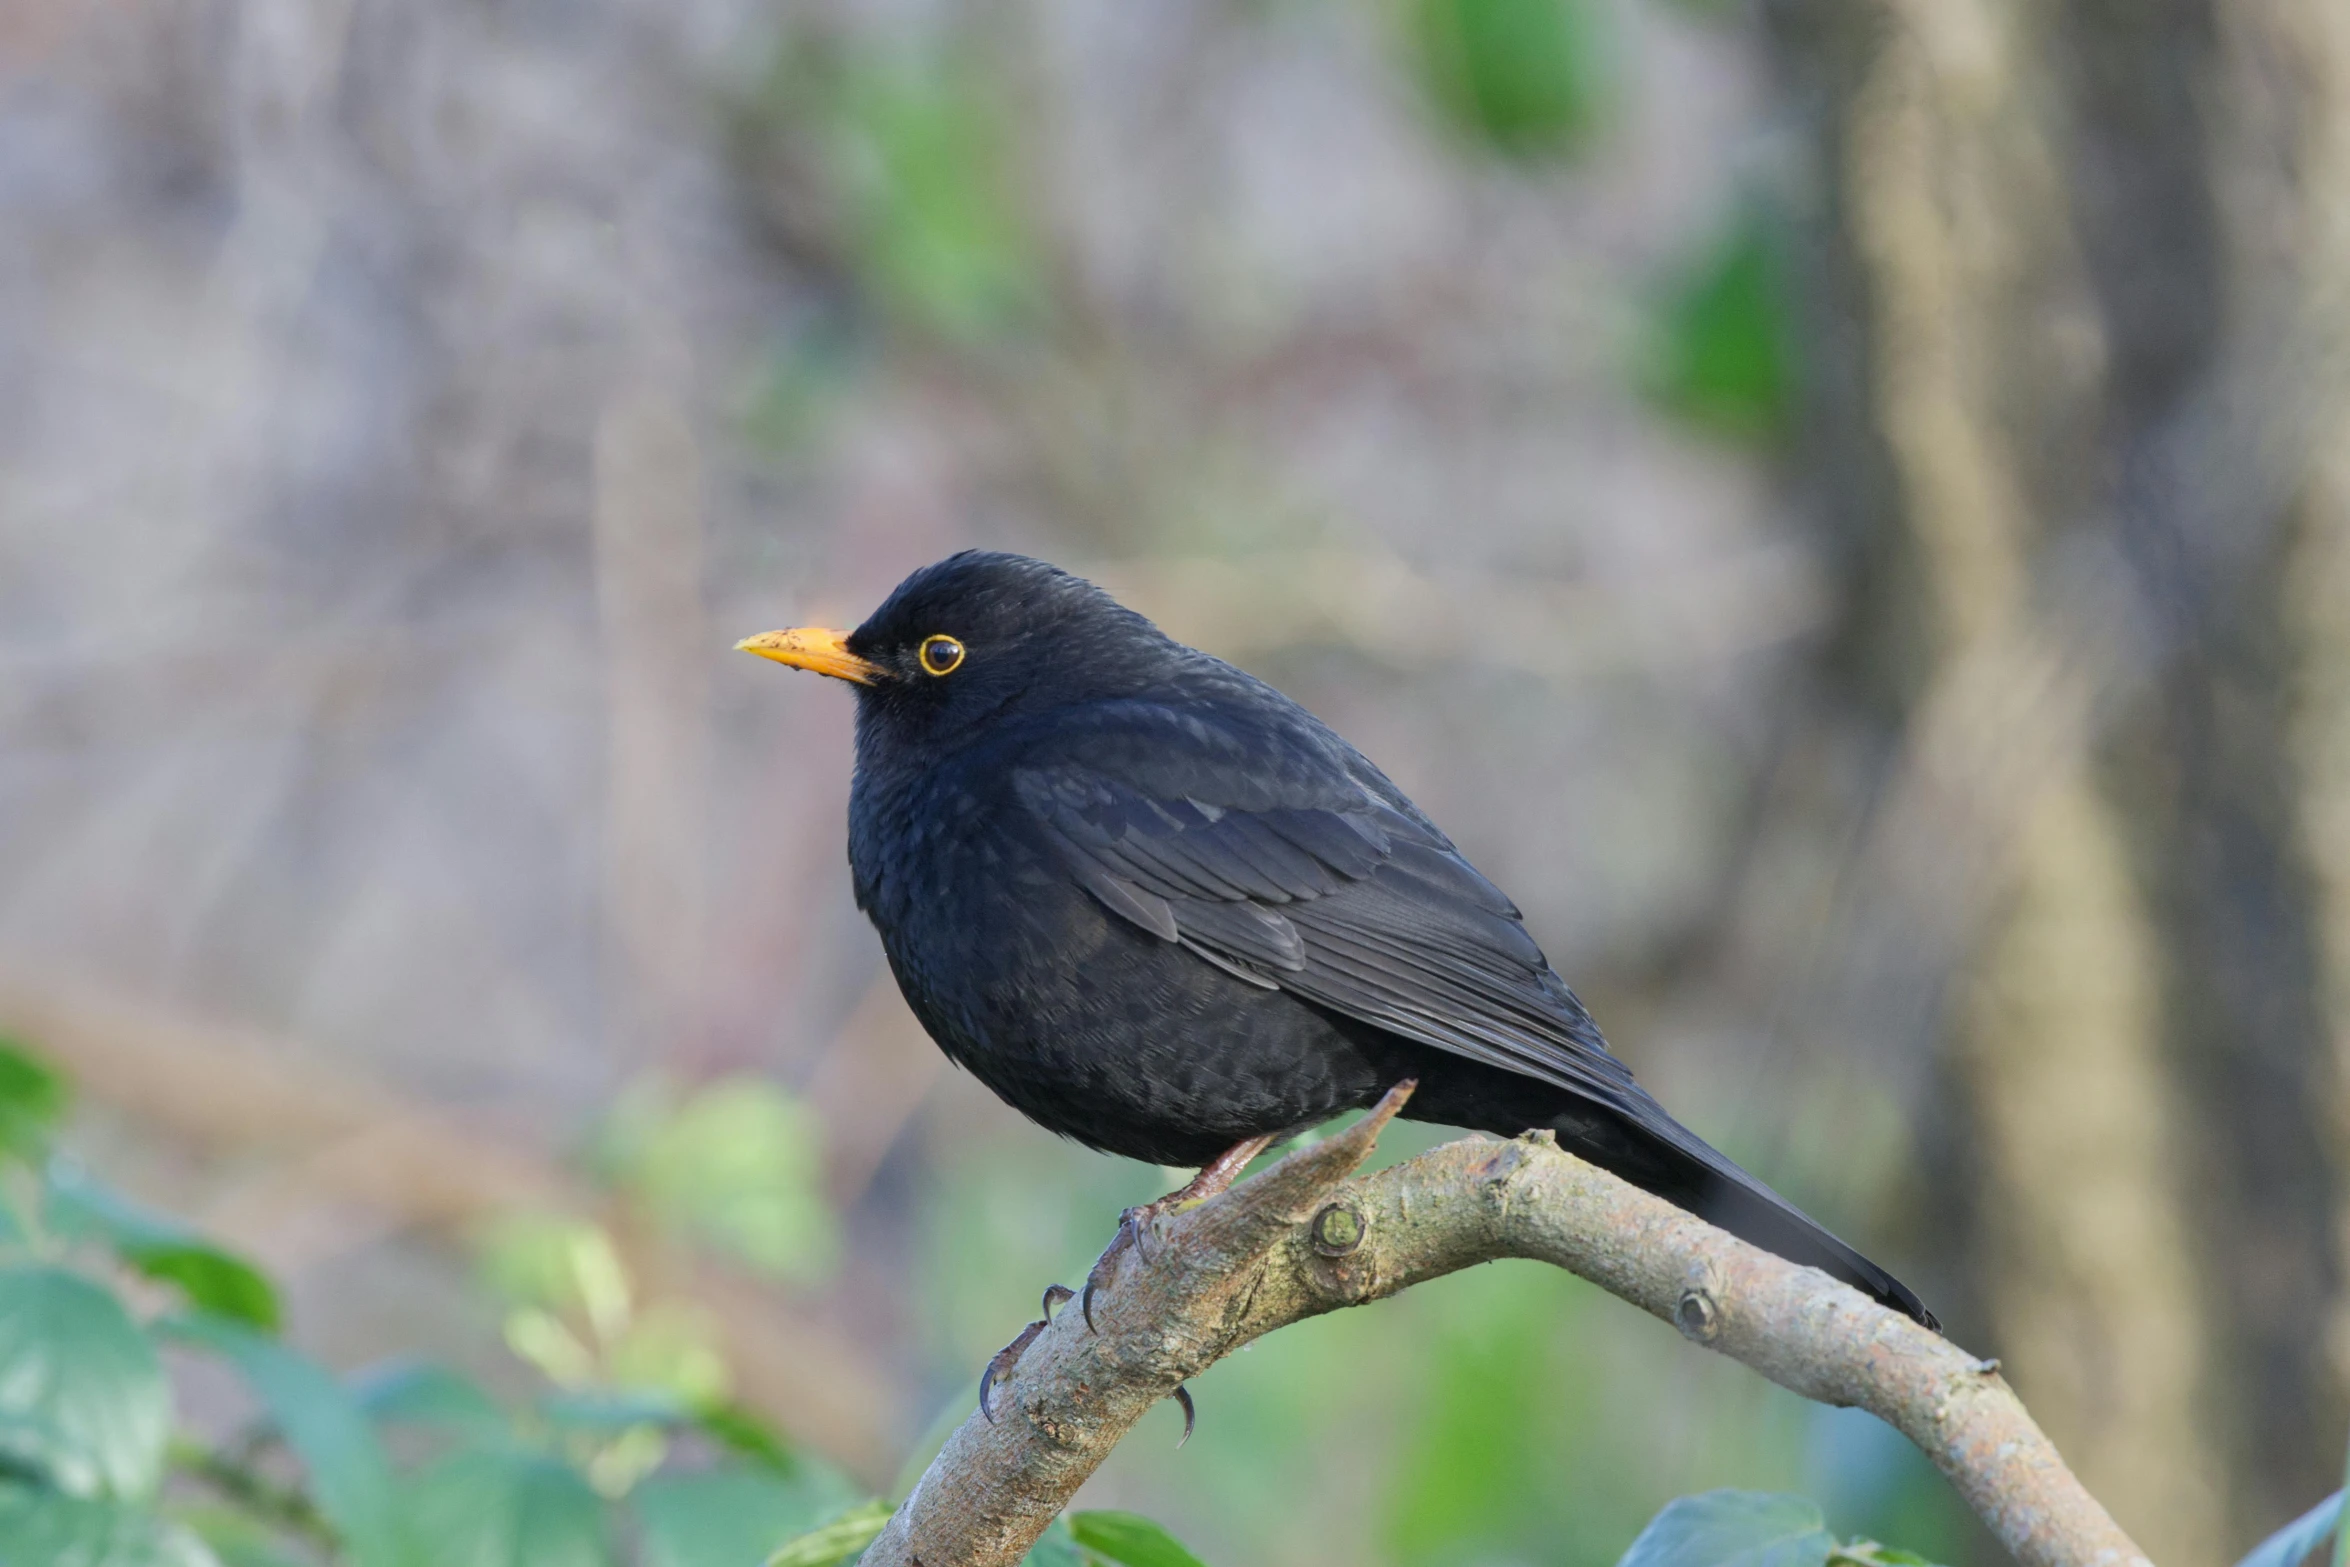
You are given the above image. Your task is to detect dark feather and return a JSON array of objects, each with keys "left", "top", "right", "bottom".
[{"left": 1014, "top": 714, "right": 1646, "bottom": 1109}]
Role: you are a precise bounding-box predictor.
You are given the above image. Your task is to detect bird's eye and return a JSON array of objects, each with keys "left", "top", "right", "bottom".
[{"left": 918, "top": 635, "right": 965, "bottom": 676}]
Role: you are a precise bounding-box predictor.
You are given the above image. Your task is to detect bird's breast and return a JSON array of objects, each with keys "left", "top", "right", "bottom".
[{"left": 845, "top": 763, "right": 1387, "bottom": 1164}]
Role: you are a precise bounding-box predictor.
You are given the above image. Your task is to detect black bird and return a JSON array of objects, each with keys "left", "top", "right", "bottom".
[{"left": 739, "top": 551, "right": 1936, "bottom": 1350}]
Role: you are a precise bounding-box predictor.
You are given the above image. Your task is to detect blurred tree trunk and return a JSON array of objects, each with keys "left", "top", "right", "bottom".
[
  {"left": 1770, "top": 0, "right": 2350, "bottom": 1552},
  {"left": 2264, "top": 0, "right": 2350, "bottom": 1497},
  {"left": 1785, "top": 1, "right": 2221, "bottom": 1554}
]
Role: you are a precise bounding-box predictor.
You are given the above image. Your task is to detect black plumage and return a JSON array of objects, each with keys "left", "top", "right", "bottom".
[{"left": 740, "top": 550, "right": 1935, "bottom": 1328}]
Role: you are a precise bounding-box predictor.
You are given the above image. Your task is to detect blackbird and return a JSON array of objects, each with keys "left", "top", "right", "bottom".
[{"left": 739, "top": 551, "right": 1936, "bottom": 1355}]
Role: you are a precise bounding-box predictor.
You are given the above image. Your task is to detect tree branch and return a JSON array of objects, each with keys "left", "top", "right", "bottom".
[{"left": 867, "top": 1084, "right": 2152, "bottom": 1567}]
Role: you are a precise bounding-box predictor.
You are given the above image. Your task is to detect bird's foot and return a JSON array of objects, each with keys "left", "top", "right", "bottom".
[
  {"left": 1079, "top": 1133, "right": 1279, "bottom": 1333},
  {"left": 1080, "top": 1205, "right": 1153, "bottom": 1333},
  {"left": 978, "top": 1284, "right": 1075, "bottom": 1423}
]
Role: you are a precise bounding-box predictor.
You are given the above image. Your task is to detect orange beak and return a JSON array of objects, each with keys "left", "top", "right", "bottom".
[{"left": 733, "top": 626, "right": 888, "bottom": 686}]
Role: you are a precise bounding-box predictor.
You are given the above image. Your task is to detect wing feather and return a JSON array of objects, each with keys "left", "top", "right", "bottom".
[{"left": 1012, "top": 706, "right": 1639, "bottom": 1108}]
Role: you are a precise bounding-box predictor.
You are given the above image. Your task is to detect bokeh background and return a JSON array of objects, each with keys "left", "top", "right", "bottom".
[{"left": 5, "top": 0, "right": 2348, "bottom": 1562}]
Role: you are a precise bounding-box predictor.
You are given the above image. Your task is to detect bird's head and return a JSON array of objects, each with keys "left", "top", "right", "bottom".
[{"left": 736, "top": 551, "right": 1174, "bottom": 748}]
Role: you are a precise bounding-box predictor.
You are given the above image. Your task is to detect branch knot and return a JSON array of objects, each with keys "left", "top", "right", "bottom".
[
  {"left": 1674, "top": 1261, "right": 1724, "bottom": 1345},
  {"left": 1311, "top": 1202, "right": 1365, "bottom": 1255}
]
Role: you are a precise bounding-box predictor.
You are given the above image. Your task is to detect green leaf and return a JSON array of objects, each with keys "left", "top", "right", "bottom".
[
  {"left": 48, "top": 1168, "right": 280, "bottom": 1332},
  {"left": 607, "top": 1081, "right": 838, "bottom": 1284},
  {"left": 350, "top": 1361, "right": 507, "bottom": 1437},
  {"left": 692, "top": 1401, "right": 796, "bottom": 1475},
  {"left": 0, "top": 1484, "right": 220, "bottom": 1567},
  {"left": 1830, "top": 1548, "right": 1942, "bottom": 1567},
  {"left": 1618, "top": 1491, "right": 1836, "bottom": 1567},
  {"left": 175, "top": 1505, "right": 314, "bottom": 1567},
  {"left": 474, "top": 1216, "right": 630, "bottom": 1326},
  {"left": 159, "top": 1315, "right": 406, "bottom": 1567},
  {"left": 838, "top": 60, "right": 1039, "bottom": 344},
  {"left": 1068, "top": 1510, "right": 1209, "bottom": 1567},
  {"left": 0, "top": 1043, "right": 67, "bottom": 1166},
  {"left": 533, "top": 1387, "right": 808, "bottom": 1478},
  {"left": 632, "top": 1471, "right": 827, "bottom": 1567},
  {"left": 2233, "top": 1490, "right": 2340, "bottom": 1567},
  {"left": 2340, "top": 1411, "right": 2350, "bottom": 1567},
  {"left": 1414, "top": 0, "right": 1602, "bottom": 159},
  {"left": 407, "top": 1448, "right": 609, "bottom": 1567},
  {"left": 766, "top": 1498, "right": 891, "bottom": 1567},
  {"left": 0, "top": 1265, "right": 169, "bottom": 1497},
  {"left": 1646, "top": 208, "right": 1799, "bottom": 444},
  {"left": 1020, "top": 1516, "right": 1082, "bottom": 1567},
  {"left": 125, "top": 1252, "right": 277, "bottom": 1334}
]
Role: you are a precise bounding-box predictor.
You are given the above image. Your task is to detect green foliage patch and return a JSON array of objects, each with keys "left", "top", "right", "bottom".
[
  {"left": 2231, "top": 1489, "right": 2341, "bottom": 1567},
  {"left": 0, "top": 1045, "right": 859, "bottom": 1567},
  {"left": 763, "top": 1504, "right": 1210, "bottom": 1567},
  {"left": 0, "top": 1040, "right": 67, "bottom": 1164},
  {"left": 0, "top": 1265, "right": 170, "bottom": 1499},
  {"left": 49, "top": 1169, "right": 280, "bottom": 1331},
  {"left": 600, "top": 1079, "right": 837, "bottom": 1286},
  {"left": 0, "top": 1486, "right": 217, "bottom": 1567},
  {"left": 1646, "top": 206, "right": 1800, "bottom": 445},
  {"left": 1614, "top": 1491, "right": 1930, "bottom": 1567},
  {"left": 1412, "top": 0, "right": 1605, "bottom": 159}
]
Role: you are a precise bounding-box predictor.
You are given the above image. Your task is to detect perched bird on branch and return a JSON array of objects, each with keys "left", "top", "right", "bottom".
[{"left": 740, "top": 551, "right": 1935, "bottom": 1334}]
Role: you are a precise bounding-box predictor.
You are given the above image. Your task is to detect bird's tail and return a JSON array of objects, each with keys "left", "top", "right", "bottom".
[{"left": 1553, "top": 1102, "right": 1939, "bottom": 1331}]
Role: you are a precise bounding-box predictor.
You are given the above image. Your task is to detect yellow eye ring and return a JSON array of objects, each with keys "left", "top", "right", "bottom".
[{"left": 918, "top": 635, "right": 965, "bottom": 676}]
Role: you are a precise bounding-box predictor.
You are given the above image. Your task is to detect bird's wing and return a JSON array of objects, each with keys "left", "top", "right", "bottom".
[{"left": 1011, "top": 704, "right": 1642, "bottom": 1106}]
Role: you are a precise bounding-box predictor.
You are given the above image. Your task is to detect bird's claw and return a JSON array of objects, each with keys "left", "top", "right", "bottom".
[
  {"left": 1170, "top": 1383, "right": 1195, "bottom": 1447},
  {"left": 977, "top": 1321, "right": 1044, "bottom": 1423},
  {"left": 977, "top": 1284, "right": 1079, "bottom": 1423},
  {"left": 1079, "top": 1136, "right": 1277, "bottom": 1333},
  {"left": 1081, "top": 1205, "right": 1155, "bottom": 1333}
]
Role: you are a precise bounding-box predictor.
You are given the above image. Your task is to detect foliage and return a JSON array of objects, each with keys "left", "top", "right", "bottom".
[
  {"left": 0, "top": 1046, "right": 857, "bottom": 1567},
  {"left": 736, "top": 29, "right": 1041, "bottom": 348},
  {"left": 0, "top": 1040, "right": 67, "bottom": 1163},
  {"left": 0, "top": 1265, "right": 170, "bottom": 1499},
  {"left": 837, "top": 53, "right": 1040, "bottom": 345},
  {"left": 1613, "top": 1491, "right": 1939, "bottom": 1567},
  {"left": 1411, "top": 0, "right": 1605, "bottom": 159},
  {"left": 48, "top": 1166, "right": 281, "bottom": 1332},
  {"left": 0, "top": 1487, "right": 218, "bottom": 1567},
  {"left": 1645, "top": 205, "right": 1800, "bottom": 445},
  {"left": 763, "top": 1504, "right": 1208, "bottom": 1567},
  {"left": 1064, "top": 1511, "right": 1209, "bottom": 1567},
  {"left": 156, "top": 1315, "right": 404, "bottom": 1567},
  {"left": 2231, "top": 1488, "right": 2341, "bottom": 1567},
  {"left": 764, "top": 1498, "right": 894, "bottom": 1567},
  {"left": 598, "top": 1078, "right": 838, "bottom": 1286},
  {"left": 0, "top": 1047, "right": 1237, "bottom": 1567},
  {"left": 1613, "top": 1480, "right": 2350, "bottom": 1567}
]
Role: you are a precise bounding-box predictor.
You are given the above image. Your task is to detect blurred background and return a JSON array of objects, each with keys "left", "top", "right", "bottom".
[{"left": 3, "top": 0, "right": 2347, "bottom": 1562}]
